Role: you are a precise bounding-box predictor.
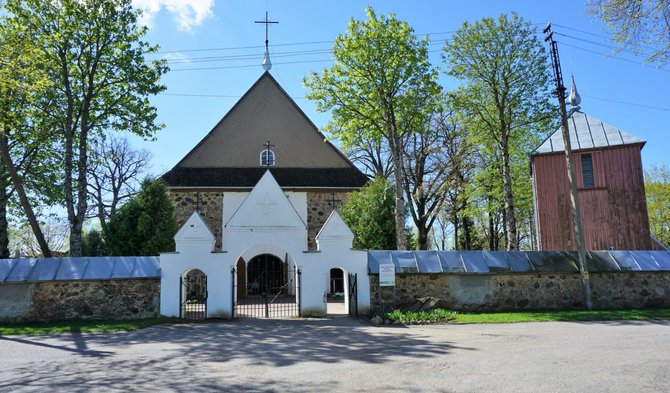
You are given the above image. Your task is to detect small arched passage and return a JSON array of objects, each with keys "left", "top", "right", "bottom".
[
  {"left": 180, "top": 268, "right": 207, "bottom": 319},
  {"left": 327, "top": 267, "right": 349, "bottom": 315}
]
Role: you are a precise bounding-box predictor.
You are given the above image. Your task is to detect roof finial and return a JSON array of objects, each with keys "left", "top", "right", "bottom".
[
  {"left": 569, "top": 74, "right": 581, "bottom": 111},
  {"left": 255, "top": 11, "right": 278, "bottom": 72}
]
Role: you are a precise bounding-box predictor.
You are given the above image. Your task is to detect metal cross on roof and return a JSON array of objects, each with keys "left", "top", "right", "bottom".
[
  {"left": 255, "top": 11, "right": 278, "bottom": 71},
  {"left": 195, "top": 192, "right": 201, "bottom": 212}
]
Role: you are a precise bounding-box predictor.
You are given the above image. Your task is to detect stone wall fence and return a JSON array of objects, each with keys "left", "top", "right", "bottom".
[
  {"left": 370, "top": 271, "right": 670, "bottom": 312},
  {"left": 0, "top": 257, "right": 161, "bottom": 323}
]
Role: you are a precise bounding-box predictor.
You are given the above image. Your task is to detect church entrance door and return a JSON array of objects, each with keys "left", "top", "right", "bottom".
[{"left": 232, "top": 253, "right": 301, "bottom": 318}]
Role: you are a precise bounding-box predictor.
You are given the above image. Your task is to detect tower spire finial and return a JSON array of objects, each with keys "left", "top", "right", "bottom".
[
  {"left": 569, "top": 74, "right": 581, "bottom": 111},
  {"left": 255, "top": 11, "right": 278, "bottom": 72}
]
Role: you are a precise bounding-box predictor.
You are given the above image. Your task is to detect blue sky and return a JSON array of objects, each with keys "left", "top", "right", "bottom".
[{"left": 130, "top": 0, "right": 670, "bottom": 176}]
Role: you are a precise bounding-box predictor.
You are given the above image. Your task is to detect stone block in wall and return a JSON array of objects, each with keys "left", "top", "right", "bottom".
[
  {"left": 307, "top": 191, "right": 353, "bottom": 250},
  {"left": 171, "top": 191, "right": 223, "bottom": 251},
  {"left": 0, "top": 283, "right": 33, "bottom": 321}
]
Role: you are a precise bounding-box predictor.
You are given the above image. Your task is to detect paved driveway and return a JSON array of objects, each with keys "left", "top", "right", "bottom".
[{"left": 0, "top": 317, "right": 668, "bottom": 392}]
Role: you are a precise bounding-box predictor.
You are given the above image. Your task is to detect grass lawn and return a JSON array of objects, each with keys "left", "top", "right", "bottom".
[
  {"left": 375, "top": 307, "right": 670, "bottom": 325},
  {"left": 453, "top": 307, "right": 670, "bottom": 324},
  {"left": 0, "top": 318, "right": 173, "bottom": 336}
]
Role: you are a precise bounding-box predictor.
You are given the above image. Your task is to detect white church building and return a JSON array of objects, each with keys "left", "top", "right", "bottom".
[{"left": 159, "top": 72, "right": 371, "bottom": 318}]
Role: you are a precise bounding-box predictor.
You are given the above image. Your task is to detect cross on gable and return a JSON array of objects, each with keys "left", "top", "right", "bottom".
[
  {"left": 257, "top": 192, "right": 278, "bottom": 215},
  {"left": 327, "top": 193, "right": 341, "bottom": 209}
]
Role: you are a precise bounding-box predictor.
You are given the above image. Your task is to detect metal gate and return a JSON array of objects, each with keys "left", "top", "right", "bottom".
[
  {"left": 232, "top": 262, "right": 301, "bottom": 318},
  {"left": 180, "top": 273, "right": 207, "bottom": 319},
  {"left": 348, "top": 273, "right": 358, "bottom": 316}
]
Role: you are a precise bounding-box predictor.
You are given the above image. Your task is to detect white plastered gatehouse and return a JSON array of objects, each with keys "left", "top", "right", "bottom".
[{"left": 160, "top": 170, "right": 370, "bottom": 318}]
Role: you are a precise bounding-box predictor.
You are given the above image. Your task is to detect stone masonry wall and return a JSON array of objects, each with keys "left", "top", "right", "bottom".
[
  {"left": 370, "top": 272, "right": 670, "bottom": 312},
  {"left": 33, "top": 279, "right": 159, "bottom": 323},
  {"left": 307, "top": 191, "right": 353, "bottom": 250},
  {"left": 171, "top": 191, "right": 223, "bottom": 251}
]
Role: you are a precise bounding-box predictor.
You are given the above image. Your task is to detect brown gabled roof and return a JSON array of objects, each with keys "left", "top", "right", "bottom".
[{"left": 163, "top": 72, "right": 366, "bottom": 189}]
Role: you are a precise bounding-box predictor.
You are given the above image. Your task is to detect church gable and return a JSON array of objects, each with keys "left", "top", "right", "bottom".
[
  {"left": 174, "top": 211, "right": 216, "bottom": 252},
  {"left": 315, "top": 210, "right": 354, "bottom": 249},
  {"left": 225, "top": 170, "right": 306, "bottom": 229},
  {"left": 173, "top": 72, "right": 354, "bottom": 169},
  {"left": 162, "top": 72, "right": 368, "bottom": 189}
]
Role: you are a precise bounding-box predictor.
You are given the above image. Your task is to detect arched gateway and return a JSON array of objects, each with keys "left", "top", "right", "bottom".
[
  {"left": 159, "top": 72, "right": 370, "bottom": 318},
  {"left": 233, "top": 253, "right": 301, "bottom": 318}
]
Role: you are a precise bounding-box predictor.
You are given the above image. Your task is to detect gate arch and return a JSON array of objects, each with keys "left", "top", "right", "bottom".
[
  {"left": 232, "top": 251, "right": 300, "bottom": 318},
  {"left": 180, "top": 268, "right": 207, "bottom": 319}
]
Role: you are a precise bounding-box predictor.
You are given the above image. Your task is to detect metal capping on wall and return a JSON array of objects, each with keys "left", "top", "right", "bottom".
[
  {"left": 0, "top": 257, "right": 161, "bottom": 283},
  {"left": 367, "top": 250, "right": 670, "bottom": 274}
]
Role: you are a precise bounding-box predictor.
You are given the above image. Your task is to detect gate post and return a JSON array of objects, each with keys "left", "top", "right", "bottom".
[
  {"left": 298, "top": 268, "right": 302, "bottom": 317},
  {"left": 179, "top": 276, "right": 183, "bottom": 319},
  {"left": 349, "top": 273, "right": 358, "bottom": 317},
  {"left": 231, "top": 267, "right": 236, "bottom": 318}
]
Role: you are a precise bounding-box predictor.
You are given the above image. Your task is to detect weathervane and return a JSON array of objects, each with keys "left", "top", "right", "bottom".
[{"left": 255, "top": 11, "right": 278, "bottom": 71}]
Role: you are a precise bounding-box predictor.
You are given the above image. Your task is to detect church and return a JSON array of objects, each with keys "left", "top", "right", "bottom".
[{"left": 158, "top": 71, "right": 371, "bottom": 318}]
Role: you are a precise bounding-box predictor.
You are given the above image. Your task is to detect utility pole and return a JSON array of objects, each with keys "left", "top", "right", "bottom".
[{"left": 544, "top": 23, "right": 593, "bottom": 310}]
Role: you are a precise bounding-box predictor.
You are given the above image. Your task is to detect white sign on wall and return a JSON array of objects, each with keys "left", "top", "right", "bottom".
[{"left": 379, "top": 263, "right": 396, "bottom": 287}]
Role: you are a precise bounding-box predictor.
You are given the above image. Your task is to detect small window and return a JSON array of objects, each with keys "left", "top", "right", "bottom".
[
  {"left": 581, "top": 153, "right": 594, "bottom": 189},
  {"left": 260, "top": 150, "right": 275, "bottom": 166}
]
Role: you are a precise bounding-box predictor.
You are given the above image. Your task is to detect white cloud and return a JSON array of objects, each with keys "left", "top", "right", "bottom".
[
  {"left": 163, "top": 51, "right": 191, "bottom": 64},
  {"left": 133, "top": 0, "right": 214, "bottom": 32}
]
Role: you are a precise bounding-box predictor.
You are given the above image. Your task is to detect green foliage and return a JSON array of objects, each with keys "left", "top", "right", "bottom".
[
  {"left": 443, "top": 13, "right": 555, "bottom": 250},
  {"left": 339, "top": 177, "right": 396, "bottom": 250},
  {"left": 645, "top": 164, "right": 670, "bottom": 247},
  {"left": 304, "top": 7, "right": 442, "bottom": 249},
  {"left": 81, "top": 229, "right": 105, "bottom": 257},
  {"left": 4, "top": 0, "right": 168, "bottom": 256},
  {"left": 588, "top": 0, "right": 670, "bottom": 64},
  {"left": 379, "top": 308, "right": 456, "bottom": 324},
  {"left": 105, "top": 179, "right": 177, "bottom": 256}
]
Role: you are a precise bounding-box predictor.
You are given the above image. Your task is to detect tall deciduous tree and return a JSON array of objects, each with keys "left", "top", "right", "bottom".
[
  {"left": 443, "top": 13, "right": 555, "bottom": 250},
  {"left": 645, "top": 164, "right": 670, "bottom": 248},
  {"left": 402, "top": 107, "right": 467, "bottom": 249},
  {"left": 7, "top": 0, "right": 168, "bottom": 256},
  {"left": 304, "top": 7, "right": 441, "bottom": 250},
  {"left": 88, "top": 135, "right": 152, "bottom": 234},
  {"left": 0, "top": 5, "right": 60, "bottom": 257},
  {"left": 588, "top": 0, "right": 670, "bottom": 64}
]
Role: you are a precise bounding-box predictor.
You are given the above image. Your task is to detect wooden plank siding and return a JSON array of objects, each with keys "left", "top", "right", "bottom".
[{"left": 532, "top": 144, "right": 652, "bottom": 250}]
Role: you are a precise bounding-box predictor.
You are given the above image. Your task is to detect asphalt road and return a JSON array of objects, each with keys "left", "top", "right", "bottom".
[{"left": 0, "top": 317, "right": 668, "bottom": 392}]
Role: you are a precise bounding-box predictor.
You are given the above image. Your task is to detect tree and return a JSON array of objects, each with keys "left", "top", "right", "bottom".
[
  {"left": 645, "top": 164, "right": 670, "bottom": 247},
  {"left": 0, "top": 5, "right": 60, "bottom": 257},
  {"left": 588, "top": 0, "right": 670, "bottom": 64},
  {"left": 443, "top": 13, "right": 555, "bottom": 250},
  {"left": 81, "top": 229, "right": 105, "bottom": 257},
  {"left": 339, "top": 177, "right": 396, "bottom": 250},
  {"left": 105, "top": 178, "right": 177, "bottom": 256},
  {"left": 304, "top": 7, "right": 442, "bottom": 250},
  {"left": 88, "top": 135, "right": 152, "bottom": 234},
  {"left": 402, "top": 107, "right": 468, "bottom": 249},
  {"left": 9, "top": 216, "right": 69, "bottom": 257},
  {"left": 7, "top": 0, "right": 168, "bottom": 256}
]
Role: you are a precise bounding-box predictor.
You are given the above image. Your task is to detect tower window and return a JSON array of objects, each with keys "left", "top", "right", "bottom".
[
  {"left": 581, "top": 153, "right": 594, "bottom": 189},
  {"left": 260, "top": 149, "right": 275, "bottom": 166}
]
